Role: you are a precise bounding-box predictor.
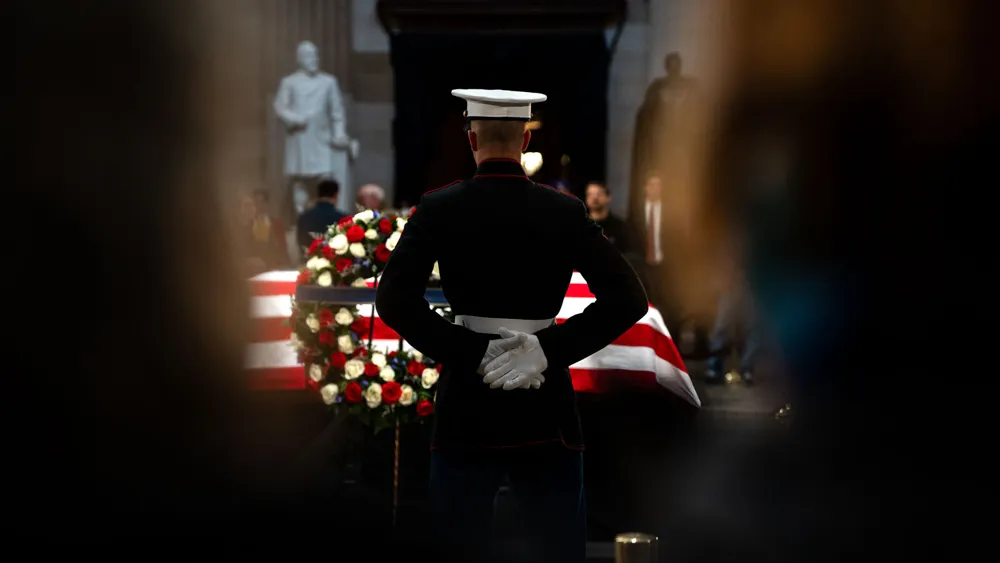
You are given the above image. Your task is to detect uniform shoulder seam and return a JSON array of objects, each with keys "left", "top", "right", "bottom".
[
  {"left": 538, "top": 183, "right": 578, "bottom": 199},
  {"left": 424, "top": 180, "right": 462, "bottom": 197}
]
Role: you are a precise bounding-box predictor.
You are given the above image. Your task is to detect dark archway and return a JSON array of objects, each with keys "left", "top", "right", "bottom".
[{"left": 389, "top": 33, "right": 610, "bottom": 206}]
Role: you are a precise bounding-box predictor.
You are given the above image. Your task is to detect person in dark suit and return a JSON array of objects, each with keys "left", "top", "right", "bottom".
[
  {"left": 375, "top": 89, "right": 648, "bottom": 563},
  {"left": 584, "top": 181, "right": 638, "bottom": 261},
  {"left": 296, "top": 179, "right": 347, "bottom": 253}
]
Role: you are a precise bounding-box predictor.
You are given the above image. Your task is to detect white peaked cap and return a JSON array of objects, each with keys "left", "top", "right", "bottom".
[{"left": 452, "top": 89, "right": 547, "bottom": 120}]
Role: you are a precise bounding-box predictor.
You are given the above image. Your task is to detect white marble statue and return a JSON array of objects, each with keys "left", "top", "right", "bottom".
[{"left": 274, "top": 41, "right": 359, "bottom": 220}]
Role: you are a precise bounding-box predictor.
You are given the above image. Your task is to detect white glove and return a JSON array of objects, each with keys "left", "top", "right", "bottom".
[
  {"left": 477, "top": 329, "right": 528, "bottom": 376},
  {"left": 482, "top": 328, "right": 549, "bottom": 391}
]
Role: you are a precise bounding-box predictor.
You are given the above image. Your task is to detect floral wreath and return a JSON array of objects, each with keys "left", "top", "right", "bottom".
[
  {"left": 288, "top": 208, "right": 443, "bottom": 431},
  {"left": 297, "top": 207, "right": 441, "bottom": 288},
  {"left": 288, "top": 300, "right": 440, "bottom": 431}
]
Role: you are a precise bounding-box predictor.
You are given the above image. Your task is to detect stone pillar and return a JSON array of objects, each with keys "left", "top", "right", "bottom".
[
  {"left": 349, "top": 0, "right": 396, "bottom": 207},
  {"left": 605, "top": 0, "right": 652, "bottom": 221}
]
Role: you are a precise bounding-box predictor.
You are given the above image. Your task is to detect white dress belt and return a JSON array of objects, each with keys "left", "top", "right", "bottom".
[{"left": 454, "top": 315, "right": 555, "bottom": 335}]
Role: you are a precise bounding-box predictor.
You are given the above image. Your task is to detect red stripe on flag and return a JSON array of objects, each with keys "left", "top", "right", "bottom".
[
  {"left": 253, "top": 317, "right": 685, "bottom": 372},
  {"left": 250, "top": 317, "right": 400, "bottom": 343},
  {"left": 611, "top": 323, "right": 687, "bottom": 372},
  {"left": 569, "top": 369, "right": 665, "bottom": 394},
  {"left": 248, "top": 367, "right": 306, "bottom": 390},
  {"left": 563, "top": 284, "right": 593, "bottom": 298},
  {"left": 251, "top": 280, "right": 297, "bottom": 297}
]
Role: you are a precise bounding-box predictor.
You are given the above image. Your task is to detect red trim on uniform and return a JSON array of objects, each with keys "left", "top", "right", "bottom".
[
  {"left": 473, "top": 173, "right": 528, "bottom": 179},
  {"left": 540, "top": 183, "right": 578, "bottom": 199},
  {"left": 424, "top": 180, "right": 461, "bottom": 196},
  {"left": 430, "top": 438, "right": 584, "bottom": 452}
]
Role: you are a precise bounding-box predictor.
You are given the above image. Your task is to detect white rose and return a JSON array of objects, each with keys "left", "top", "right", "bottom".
[
  {"left": 329, "top": 234, "right": 349, "bottom": 255},
  {"left": 365, "top": 382, "right": 383, "bottom": 408},
  {"left": 308, "top": 364, "right": 324, "bottom": 382},
  {"left": 421, "top": 367, "right": 440, "bottom": 389},
  {"left": 320, "top": 383, "right": 339, "bottom": 405},
  {"left": 379, "top": 366, "right": 395, "bottom": 382},
  {"left": 289, "top": 332, "right": 303, "bottom": 350},
  {"left": 349, "top": 242, "right": 366, "bottom": 258},
  {"left": 431, "top": 261, "right": 440, "bottom": 279},
  {"left": 309, "top": 257, "right": 331, "bottom": 271},
  {"left": 305, "top": 314, "right": 320, "bottom": 333},
  {"left": 334, "top": 308, "right": 354, "bottom": 326},
  {"left": 386, "top": 231, "right": 401, "bottom": 251},
  {"left": 317, "top": 271, "right": 332, "bottom": 287},
  {"left": 398, "top": 384, "right": 415, "bottom": 406},
  {"left": 305, "top": 256, "right": 318, "bottom": 270},
  {"left": 371, "top": 352, "right": 387, "bottom": 368},
  {"left": 365, "top": 229, "right": 379, "bottom": 241},
  {"left": 411, "top": 350, "right": 423, "bottom": 362},
  {"left": 338, "top": 334, "right": 355, "bottom": 354},
  {"left": 343, "top": 358, "right": 366, "bottom": 380},
  {"left": 354, "top": 209, "right": 375, "bottom": 224},
  {"left": 351, "top": 278, "right": 368, "bottom": 287},
  {"left": 395, "top": 218, "right": 407, "bottom": 232}
]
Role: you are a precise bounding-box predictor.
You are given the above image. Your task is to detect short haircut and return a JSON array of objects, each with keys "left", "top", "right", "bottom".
[
  {"left": 317, "top": 179, "right": 340, "bottom": 199},
  {"left": 471, "top": 119, "right": 525, "bottom": 150},
  {"left": 586, "top": 181, "right": 609, "bottom": 195}
]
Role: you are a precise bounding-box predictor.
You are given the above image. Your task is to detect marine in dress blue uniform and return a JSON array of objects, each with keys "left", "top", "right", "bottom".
[{"left": 375, "top": 89, "right": 648, "bottom": 562}]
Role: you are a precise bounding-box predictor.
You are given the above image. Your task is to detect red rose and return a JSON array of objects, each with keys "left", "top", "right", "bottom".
[
  {"left": 306, "top": 378, "right": 320, "bottom": 392},
  {"left": 329, "top": 351, "right": 348, "bottom": 368},
  {"left": 344, "top": 381, "right": 363, "bottom": 403},
  {"left": 364, "top": 362, "right": 379, "bottom": 377},
  {"left": 297, "top": 349, "right": 312, "bottom": 364},
  {"left": 318, "top": 309, "right": 334, "bottom": 328},
  {"left": 409, "top": 206, "right": 417, "bottom": 216},
  {"left": 378, "top": 217, "right": 394, "bottom": 234},
  {"left": 307, "top": 238, "right": 323, "bottom": 256},
  {"left": 435, "top": 363, "right": 442, "bottom": 371},
  {"left": 321, "top": 245, "right": 334, "bottom": 259},
  {"left": 388, "top": 351, "right": 397, "bottom": 358},
  {"left": 353, "top": 348, "right": 367, "bottom": 358},
  {"left": 381, "top": 381, "right": 402, "bottom": 404},
  {"left": 350, "top": 317, "right": 369, "bottom": 335},
  {"left": 296, "top": 269, "right": 311, "bottom": 285},
  {"left": 407, "top": 360, "right": 424, "bottom": 376},
  {"left": 318, "top": 331, "right": 335, "bottom": 346},
  {"left": 374, "top": 243, "right": 391, "bottom": 263},
  {"left": 416, "top": 398, "right": 434, "bottom": 417},
  {"left": 335, "top": 258, "right": 353, "bottom": 272},
  {"left": 346, "top": 225, "right": 366, "bottom": 243},
  {"left": 337, "top": 216, "right": 355, "bottom": 228}
]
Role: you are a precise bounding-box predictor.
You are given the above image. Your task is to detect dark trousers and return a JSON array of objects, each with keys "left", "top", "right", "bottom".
[
  {"left": 429, "top": 445, "right": 586, "bottom": 563},
  {"left": 707, "top": 282, "right": 760, "bottom": 375}
]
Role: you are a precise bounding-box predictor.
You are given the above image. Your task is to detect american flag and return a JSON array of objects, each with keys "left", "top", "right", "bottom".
[{"left": 246, "top": 271, "right": 700, "bottom": 407}]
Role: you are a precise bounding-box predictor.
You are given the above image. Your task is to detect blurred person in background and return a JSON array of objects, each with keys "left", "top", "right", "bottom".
[
  {"left": 243, "top": 189, "right": 290, "bottom": 273},
  {"left": 630, "top": 52, "right": 698, "bottom": 226},
  {"left": 585, "top": 181, "right": 638, "bottom": 260},
  {"left": 14, "top": 0, "right": 339, "bottom": 550},
  {"left": 637, "top": 173, "right": 683, "bottom": 334},
  {"left": 297, "top": 178, "right": 346, "bottom": 256},
  {"left": 704, "top": 260, "right": 759, "bottom": 385},
  {"left": 660, "top": 1, "right": 997, "bottom": 560},
  {"left": 356, "top": 182, "right": 386, "bottom": 212}
]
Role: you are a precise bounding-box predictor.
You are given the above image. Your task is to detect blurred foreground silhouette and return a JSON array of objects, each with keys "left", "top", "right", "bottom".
[{"left": 13, "top": 0, "right": 996, "bottom": 559}]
